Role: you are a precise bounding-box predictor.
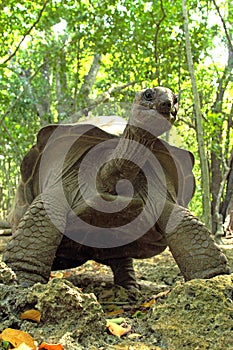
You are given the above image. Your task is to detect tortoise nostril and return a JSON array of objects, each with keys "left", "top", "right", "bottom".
[{"left": 161, "top": 101, "right": 172, "bottom": 108}]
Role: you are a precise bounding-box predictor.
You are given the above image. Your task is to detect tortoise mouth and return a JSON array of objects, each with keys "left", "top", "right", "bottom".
[
  {"left": 171, "top": 108, "right": 177, "bottom": 119},
  {"left": 155, "top": 105, "right": 177, "bottom": 122},
  {"left": 155, "top": 97, "right": 178, "bottom": 120}
]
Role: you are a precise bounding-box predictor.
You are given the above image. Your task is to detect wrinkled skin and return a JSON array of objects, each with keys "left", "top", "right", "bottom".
[{"left": 3, "top": 87, "right": 230, "bottom": 288}]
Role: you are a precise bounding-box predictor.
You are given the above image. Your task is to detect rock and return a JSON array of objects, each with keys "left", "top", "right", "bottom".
[
  {"left": 0, "top": 221, "right": 10, "bottom": 229},
  {"left": 222, "top": 246, "right": 233, "bottom": 272},
  {"left": 0, "top": 261, "right": 17, "bottom": 284},
  {"left": 148, "top": 274, "right": 233, "bottom": 349},
  {"left": 0, "top": 236, "right": 12, "bottom": 252},
  {"left": 0, "top": 228, "right": 12, "bottom": 235},
  {"left": 0, "top": 279, "right": 106, "bottom": 349},
  {"left": 1, "top": 248, "right": 232, "bottom": 349}
]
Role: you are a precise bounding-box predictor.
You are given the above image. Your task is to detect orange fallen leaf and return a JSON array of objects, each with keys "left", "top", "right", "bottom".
[
  {"left": 105, "top": 309, "right": 125, "bottom": 317},
  {"left": 140, "top": 298, "right": 156, "bottom": 308},
  {"left": 51, "top": 271, "right": 72, "bottom": 279},
  {"left": 127, "top": 333, "right": 142, "bottom": 339},
  {"left": 38, "top": 342, "right": 64, "bottom": 350},
  {"left": 62, "top": 271, "right": 71, "bottom": 278},
  {"left": 106, "top": 317, "right": 125, "bottom": 325},
  {"left": 20, "top": 309, "right": 41, "bottom": 323},
  {"left": 154, "top": 289, "right": 170, "bottom": 300},
  {"left": 106, "top": 321, "right": 131, "bottom": 337},
  {"left": 14, "top": 343, "right": 33, "bottom": 350},
  {"left": 50, "top": 272, "right": 64, "bottom": 279},
  {"left": 0, "top": 328, "right": 36, "bottom": 350}
]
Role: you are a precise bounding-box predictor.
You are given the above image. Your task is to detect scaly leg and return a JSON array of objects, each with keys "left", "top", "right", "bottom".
[
  {"left": 159, "top": 204, "right": 230, "bottom": 280},
  {"left": 103, "top": 257, "right": 138, "bottom": 289},
  {"left": 3, "top": 194, "right": 66, "bottom": 286}
]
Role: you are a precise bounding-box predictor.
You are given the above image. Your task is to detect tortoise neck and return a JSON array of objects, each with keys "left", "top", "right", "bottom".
[
  {"left": 113, "top": 124, "right": 154, "bottom": 164},
  {"left": 98, "top": 124, "right": 155, "bottom": 194}
]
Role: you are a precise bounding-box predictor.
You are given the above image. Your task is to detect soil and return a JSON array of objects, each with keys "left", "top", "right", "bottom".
[{"left": 0, "top": 241, "right": 233, "bottom": 350}]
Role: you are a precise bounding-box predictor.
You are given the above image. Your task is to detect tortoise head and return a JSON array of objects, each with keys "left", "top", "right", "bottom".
[
  {"left": 130, "top": 86, "right": 178, "bottom": 137},
  {"left": 134, "top": 86, "right": 178, "bottom": 122}
]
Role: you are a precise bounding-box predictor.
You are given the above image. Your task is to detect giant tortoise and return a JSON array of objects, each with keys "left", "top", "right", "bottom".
[{"left": 3, "top": 86, "right": 230, "bottom": 288}]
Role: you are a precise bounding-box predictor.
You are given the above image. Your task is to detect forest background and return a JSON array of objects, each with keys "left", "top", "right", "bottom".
[{"left": 0, "top": 0, "right": 232, "bottom": 238}]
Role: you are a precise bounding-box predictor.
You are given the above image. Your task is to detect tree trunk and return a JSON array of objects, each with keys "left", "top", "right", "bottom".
[
  {"left": 182, "top": 0, "right": 212, "bottom": 230},
  {"left": 210, "top": 34, "right": 233, "bottom": 235},
  {"left": 73, "top": 54, "right": 102, "bottom": 121},
  {"left": 78, "top": 54, "right": 102, "bottom": 101},
  {"left": 23, "top": 57, "right": 52, "bottom": 125},
  {"left": 221, "top": 152, "right": 233, "bottom": 221},
  {"left": 224, "top": 201, "right": 233, "bottom": 237},
  {"left": 55, "top": 48, "right": 72, "bottom": 122},
  {"left": 211, "top": 145, "right": 222, "bottom": 233}
]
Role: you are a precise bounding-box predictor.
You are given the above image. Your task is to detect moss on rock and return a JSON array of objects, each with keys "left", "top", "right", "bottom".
[
  {"left": 0, "top": 247, "right": 232, "bottom": 349},
  {"left": 0, "top": 279, "right": 106, "bottom": 348},
  {"left": 149, "top": 274, "right": 233, "bottom": 349},
  {"left": 0, "top": 261, "right": 17, "bottom": 284}
]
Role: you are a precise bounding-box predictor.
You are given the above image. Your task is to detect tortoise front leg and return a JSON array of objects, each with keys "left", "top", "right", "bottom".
[
  {"left": 159, "top": 204, "right": 230, "bottom": 280},
  {"left": 3, "top": 195, "right": 65, "bottom": 286},
  {"left": 103, "top": 257, "right": 138, "bottom": 290}
]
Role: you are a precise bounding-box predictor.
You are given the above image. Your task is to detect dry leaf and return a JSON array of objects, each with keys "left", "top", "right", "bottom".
[
  {"left": 20, "top": 309, "right": 41, "bottom": 323},
  {"left": 50, "top": 272, "right": 64, "bottom": 279},
  {"left": 106, "top": 321, "right": 131, "bottom": 337},
  {"left": 38, "top": 342, "right": 64, "bottom": 350},
  {"left": 140, "top": 298, "right": 155, "bottom": 308},
  {"left": 127, "top": 333, "right": 142, "bottom": 339},
  {"left": 0, "top": 329, "right": 36, "bottom": 350},
  {"left": 154, "top": 290, "right": 170, "bottom": 300},
  {"left": 62, "top": 271, "right": 71, "bottom": 278},
  {"left": 14, "top": 343, "right": 33, "bottom": 350},
  {"left": 105, "top": 309, "right": 125, "bottom": 317},
  {"left": 101, "top": 290, "right": 114, "bottom": 299},
  {"left": 106, "top": 317, "right": 125, "bottom": 325}
]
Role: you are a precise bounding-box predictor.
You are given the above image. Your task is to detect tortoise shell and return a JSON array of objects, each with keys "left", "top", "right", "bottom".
[{"left": 8, "top": 123, "right": 195, "bottom": 231}]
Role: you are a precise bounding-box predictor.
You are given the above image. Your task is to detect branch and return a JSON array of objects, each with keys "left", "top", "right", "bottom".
[
  {"left": 2, "top": 121, "right": 22, "bottom": 158},
  {"left": 71, "top": 81, "right": 138, "bottom": 121},
  {"left": 77, "top": 54, "right": 102, "bottom": 103},
  {"left": 108, "top": 81, "right": 138, "bottom": 94},
  {"left": 216, "top": 152, "right": 232, "bottom": 213},
  {"left": 212, "top": 0, "right": 233, "bottom": 53},
  {"left": 177, "top": 117, "right": 195, "bottom": 130},
  {"left": 1, "top": 0, "right": 49, "bottom": 65},
  {"left": 182, "top": 0, "right": 212, "bottom": 229},
  {"left": 153, "top": 0, "right": 166, "bottom": 82},
  {"left": 214, "top": 149, "right": 232, "bottom": 239},
  {"left": 0, "top": 62, "right": 46, "bottom": 127}
]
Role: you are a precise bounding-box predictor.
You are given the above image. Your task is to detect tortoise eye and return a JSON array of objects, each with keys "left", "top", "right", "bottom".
[{"left": 144, "top": 89, "right": 153, "bottom": 101}]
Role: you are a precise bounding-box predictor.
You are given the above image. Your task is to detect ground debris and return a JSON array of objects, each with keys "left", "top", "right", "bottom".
[
  {"left": 0, "top": 248, "right": 232, "bottom": 349},
  {"left": 148, "top": 274, "right": 233, "bottom": 349},
  {"left": 0, "top": 279, "right": 106, "bottom": 349}
]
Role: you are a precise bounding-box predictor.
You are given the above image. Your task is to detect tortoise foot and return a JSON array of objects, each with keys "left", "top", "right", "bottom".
[
  {"left": 164, "top": 207, "right": 231, "bottom": 281},
  {"left": 115, "top": 279, "right": 139, "bottom": 291},
  {"left": 187, "top": 251, "right": 230, "bottom": 281},
  {"left": 102, "top": 257, "right": 139, "bottom": 289},
  {"left": 14, "top": 270, "right": 48, "bottom": 287}
]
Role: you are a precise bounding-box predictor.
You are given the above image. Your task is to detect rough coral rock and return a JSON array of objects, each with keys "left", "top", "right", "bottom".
[
  {"left": 0, "top": 279, "right": 105, "bottom": 348},
  {"left": 0, "top": 261, "right": 17, "bottom": 285},
  {"left": 149, "top": 274, "right": 233, "bottom": 350}
]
